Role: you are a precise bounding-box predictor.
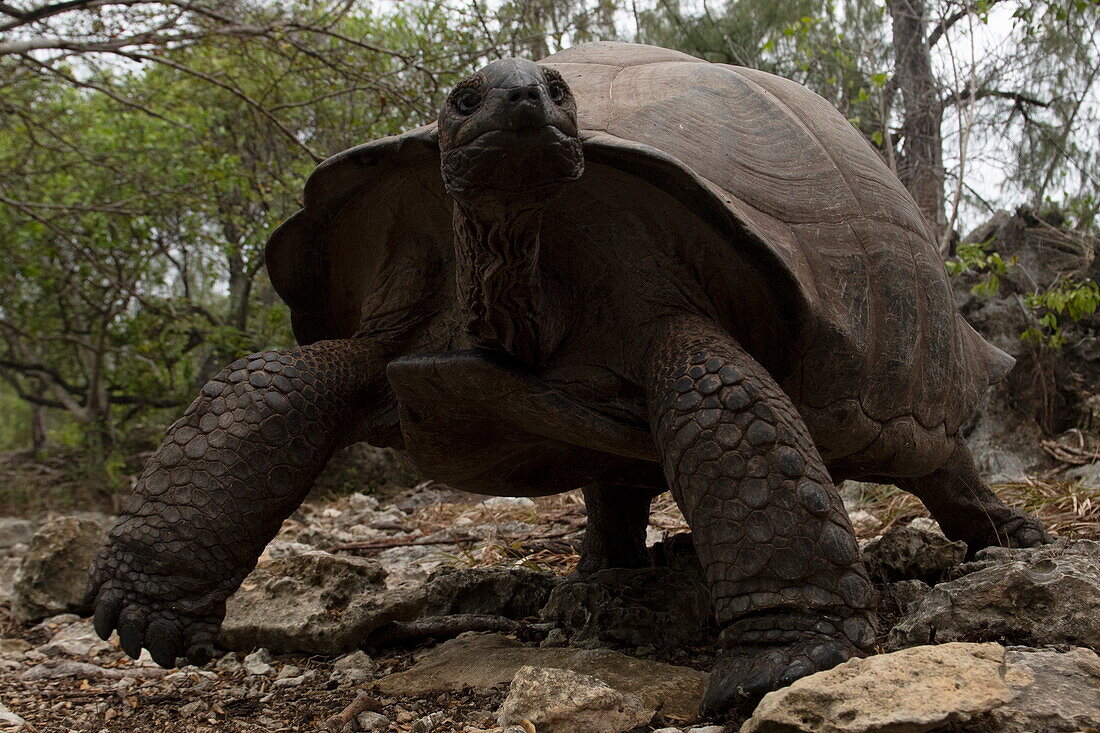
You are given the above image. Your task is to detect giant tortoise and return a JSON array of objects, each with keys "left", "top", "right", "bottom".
[{"left": 87, "top": 42, "right": 1050, "bottom": 712}]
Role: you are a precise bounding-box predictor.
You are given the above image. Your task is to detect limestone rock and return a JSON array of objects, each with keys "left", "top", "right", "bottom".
[
  {"left": 0, "top": 557, "right": 19, "bottom": 606},
  {"left": 540, "top": 566, "right": 713, "bottom": 648},
  {"left": 847, "top": 510, "right": 882, "bottom": 536},
  {"left": 243, "top": 649, "right": 272, "bottom": 675},
  {"left": 375, "top": 632, "right": 706, "bottom": 720},
  {"left": 861, "top": 523, "right": 967, "bottom": 583},
  {"left": 889, "top": 540, "right": 1100, "bottom": 648},
  {"left": 995, "top": 646, "right": 1100, "bottom": 732},
  {"left": 741, "top": 642, "right": 1014, "bottom": 733},
  {"left": 0, "top": 703, "right": 26, "bottom": 728},
  {"left": 219, "top": 551, "right": 424, "bottom": 654},
  {"left": 741, "top": 643, "right": 1100, "bottom": 733},
  {"left": 0, "top": 518, "right": 35, "bottom": 553},
  {"left": 422, "top": 566, "right": 559, "bottom": 619},
  {"left": 37, "top": 618, "right": 111, "bottom": 658},
  {"left": 11, "top": 517, "right": 106, "bottom": 622},
  {"left": 356, "top": 711, "right": 392, "bottom": 731},
  {"left": 875, "top": 579, "right": 932, "bottom": 632},
  {"left": 497, "top": 666, "right": 652, "bottom": 733}
]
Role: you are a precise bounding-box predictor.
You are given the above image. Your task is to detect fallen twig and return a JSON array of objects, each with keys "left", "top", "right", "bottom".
[
  {"left": 324, "top": 690, "right": 382, "bottom": 732},
  {"left": 363, "top": 613, "right": 542, "bottom": 648}
]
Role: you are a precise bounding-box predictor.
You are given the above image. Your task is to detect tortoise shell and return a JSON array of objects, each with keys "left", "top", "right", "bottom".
[{"left": 265, "top": 41, "right": 1011, "bottom": 477}]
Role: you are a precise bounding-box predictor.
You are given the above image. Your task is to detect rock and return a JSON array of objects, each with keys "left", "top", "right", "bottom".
[
  {"left": 411, "top": 711, "right": 448, "bottom": 732},
  {"left": 0, "top": 518, "right": 35, "bottom": 552},
  {"left": 37, "top": 618, "right": 111, "bottom": 657},
  {"left": 889, "top": 540, "right": 1100, "bottom": 648},
  {"left": 995, "top": 646, "right": 1100, "bottom": 732},
  {"left": 497, "top": 666, "right": 652, "bottom": 733},
  {"left": 377, "top": 544, "right": 457, "bottom": 588},
  {"left": 273, "top": 673, "right": 309, "bottom": 688},
  {"left": 1063, "top": 460, "right": 1100, "bottom": 486},
  {"left": 741, "top": 643, "right": 1100, "bottom": 733},
  {"left": 334, "top": 650, "right": 374, "bottom": 671},
  {"left": 275, "top": 664, "right": 301, "bottom": 679},
  {"left": 0, "top": 557, "right": 18, "bottom": 606},
  {"left": 219, "top": 551, "right": 424, "bottom": 654},
  {"left": 179, "top": 700, "right": 208, "bottom": 717},
  {"left": 540, "top": 566, "right": 713, "bottom": 648},
  {"left": 422, "top": 566, "right": 560, "bottom": 619},
  {"left": 11, "top": 517, "right": 107, "bottom": 622},
  {"left": 847, "top": 510, "right": 882, "bottom": 536},
  {"left": 264, "top": 540, "right": 316, "bottom": 559},
  {"left": 742, "top": 642, "right": 1015, "bottom": 733},
  {"left": 953, "top": 536, "right": 1098, "bottom": 575},
  {"left": 331, "top": 650, "right": 375, "bottom": 686},
  {"left": 906, "top": 517, "right": 944, "bottom": 536},
  {"left": 539, "top": 628, "right": 567, "bottom": 647},
  {"left": 687, "top": 728, "right": 725, "bottom": 733},
  {"left": 357, "top": 711, "right": 391, "bottom": 731},
  {"left": 243, "top": 649, "right": 273, "bottom": 675},
  {"left": 374, "top": 632, "right": 706, "bottom": 720},
  {"left": 0, "top": 638, "right": 32, "bottom": 655},
  {"left": 0, "top": 703, "right": 25, "bottom": 728},
  {"left": 860, "top": 523, "right": 967, "bottom": 583},
  {"left": 215, "top": 652, "right": 243, "bottom": 674},
  {"left": 480, "top": 496, "right": 535, "bottom": 511},
  {"left": 875, "top": 579, "right": 931, "bottom": 624}
]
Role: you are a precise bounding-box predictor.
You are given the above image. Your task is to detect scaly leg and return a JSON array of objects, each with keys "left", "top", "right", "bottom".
[
  {"left": 86, "top": 338, "right": 387, "bottom": 667},
  {"left": 898, "top": 437, "right": 1051, "bottom": 551},
  {"left": 644, "top": 316, "right": 875, "bottom": 713}
]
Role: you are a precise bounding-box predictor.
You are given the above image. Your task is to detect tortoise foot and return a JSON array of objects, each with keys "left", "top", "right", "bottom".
[
  {"left": 702, "top": 635, "right": 859, "bottom": 714},
  {"left": 985, "top": 507, "right": 1053, "bottom": 549},
  {"left": 87, "top": 542, "right": 228, "bottom": 668}
]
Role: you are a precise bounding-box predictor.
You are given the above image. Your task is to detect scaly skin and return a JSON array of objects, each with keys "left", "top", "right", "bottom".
[
  {"left": 86, "top": 338, "right": 383, "bottom": 667},
  {"left": 644, "top": 316, "right": 876, "bottom": 712},
  {"left": 899, "top": 438, "right": 1052, "bottom": 552}
]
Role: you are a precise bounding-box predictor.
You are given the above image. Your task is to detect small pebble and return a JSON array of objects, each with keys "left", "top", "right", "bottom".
[
  {"left": 356, "top": 711, "right": 391, "bottom": 731},
  {"left": 243, "top": 649, "right": 273, "bottom": 675}
]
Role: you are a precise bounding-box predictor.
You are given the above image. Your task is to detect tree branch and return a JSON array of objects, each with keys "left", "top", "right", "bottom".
[
  {"left": 943, "top": 87, "right": 1051, "bottom": 108},
  {"left": 928, "top": 0, "right": 1006, "bottom": 48}
]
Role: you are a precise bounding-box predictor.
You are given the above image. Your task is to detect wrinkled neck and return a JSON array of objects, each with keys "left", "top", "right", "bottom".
[{"left": 453, "top": 200, "right": 546, "bottom": 364}]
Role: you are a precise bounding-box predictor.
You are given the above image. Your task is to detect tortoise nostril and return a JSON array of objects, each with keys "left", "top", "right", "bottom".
[{"left": 507, "top": 87, "right": 540, "bottom": 104}]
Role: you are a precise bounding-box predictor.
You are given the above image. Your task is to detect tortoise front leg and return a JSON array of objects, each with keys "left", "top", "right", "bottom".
[
  {"left": 86, "top": 338, "right": 386, "bottom": 667},
  {"left": 577, "top": 482, "right": 654, "bottom": 574},
  {"left": 644, "top": 316, "right": 875, "bottom": 713}
]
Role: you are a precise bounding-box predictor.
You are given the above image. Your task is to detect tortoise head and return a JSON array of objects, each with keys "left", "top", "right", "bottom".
[{"left": 438, "top": 58, "right": 583, "bottom": 207}]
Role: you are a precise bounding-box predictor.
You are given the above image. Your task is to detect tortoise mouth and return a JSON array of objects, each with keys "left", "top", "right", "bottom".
[{"left": 441, "top": 124, "right": 583, "bottom": 197}]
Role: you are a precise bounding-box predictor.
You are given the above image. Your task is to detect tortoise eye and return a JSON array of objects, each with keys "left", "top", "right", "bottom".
[
  {"left": 548, "top": 81, "right": 567, "bottom": 104},
  {"left": 453, "top": 88, "right": 482, "bottom": 115}
]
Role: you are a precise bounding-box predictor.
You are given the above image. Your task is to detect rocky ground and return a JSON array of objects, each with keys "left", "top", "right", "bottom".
[{"left": 1, "top": 470, "right": 1099, "bottom": 733}]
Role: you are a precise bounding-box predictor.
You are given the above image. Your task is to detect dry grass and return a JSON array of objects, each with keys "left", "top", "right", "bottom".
[{"left": 851, "top": 478, "right": 1100, "bottom": 540}]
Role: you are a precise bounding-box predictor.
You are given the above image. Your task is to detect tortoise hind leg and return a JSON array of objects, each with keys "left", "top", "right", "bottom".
[
  {"left": 897, "top": 438, "right": 1051, "bottom": 551},
  {"left": 645, "top": 316, "right": 875, "bottom": 713}
]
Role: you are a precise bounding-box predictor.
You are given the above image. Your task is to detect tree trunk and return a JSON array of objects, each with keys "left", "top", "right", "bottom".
[
  {"left": 30, "top": 383, "right": 47, "bottom": 453},
  {"left": 888, "top": 0, "right": 947, "bottom": 247}
]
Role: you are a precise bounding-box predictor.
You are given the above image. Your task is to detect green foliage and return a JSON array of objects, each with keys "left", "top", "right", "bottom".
[
  {"left": 945, "top": 240, "right": 1016, "bottom": 297},
  {"left": 1021, "top": 279, "right": 1100, "bottom": 348},
  {"left": 0, "top": 0, "right": 493, "bottom": 465}
]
